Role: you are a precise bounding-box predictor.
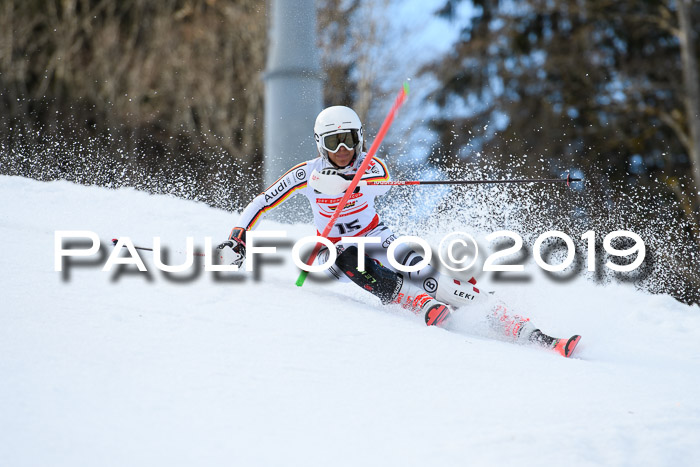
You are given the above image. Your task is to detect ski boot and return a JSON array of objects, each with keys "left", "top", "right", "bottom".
[
  {"left": 489, "top": 304, "right": 581, "bottom": 358},
  {"left": 529, "top": 330, "right": 582, "bottom": 358},
  {"left": 335, "top": 245, "right": 451, "bottom": 327},
  {"left": 392, "top": 287, "right": 451, "bottom": 327}
]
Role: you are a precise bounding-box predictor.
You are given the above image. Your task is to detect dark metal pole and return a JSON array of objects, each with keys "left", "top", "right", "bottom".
[{"left": 264, "top": 0, "right": 323, "bottom": 190}]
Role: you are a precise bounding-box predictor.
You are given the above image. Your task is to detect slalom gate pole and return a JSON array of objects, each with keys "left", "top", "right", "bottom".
[
  {"left": 362, "top": 173, "right": 582, "bottom": 187},
  {"left": 295, "top": 83, "right": 410, "bottom": 287}
]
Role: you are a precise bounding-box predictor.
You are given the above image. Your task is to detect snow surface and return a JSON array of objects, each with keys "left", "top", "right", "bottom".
[{"left": 2, "top": 175, "right": 699, "bottom": 467}]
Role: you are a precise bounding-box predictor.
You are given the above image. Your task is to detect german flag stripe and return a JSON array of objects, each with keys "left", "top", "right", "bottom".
[
  {"left": 362, "top": 175, "right": 389, "bottom": 182},
  {"left": 373, "top": 157, "right": 389, "bottom": 175},
  {"left": 246, "top": 181, "right": 307, "bottom": 229},
  {"left": 262, "top": 162, "right": 307, "bottom": 192},
  {"left": 362, "top": 157, "right": 390, "bottom": 182}
]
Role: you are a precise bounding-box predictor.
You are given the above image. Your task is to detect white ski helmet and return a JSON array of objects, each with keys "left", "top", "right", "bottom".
[{"left": 314, "top": 106, "right": 363, "bottom": 167}]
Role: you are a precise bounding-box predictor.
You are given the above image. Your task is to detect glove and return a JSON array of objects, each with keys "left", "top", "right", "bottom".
[
  {"left": 216, "top": 227, "right": 246, "bottom": 267},
  {"left": 309, "top": 168, "right": 352, "bottom": 195}
]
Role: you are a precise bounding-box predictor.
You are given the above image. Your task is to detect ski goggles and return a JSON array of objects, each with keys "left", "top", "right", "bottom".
[{"left": 320, "top": 130, "right": 359, "bottom": 153}]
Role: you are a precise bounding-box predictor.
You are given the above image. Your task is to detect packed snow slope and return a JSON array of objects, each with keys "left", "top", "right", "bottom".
[{"left": 1, "top": 175, "right": 699, "bottom": 467}]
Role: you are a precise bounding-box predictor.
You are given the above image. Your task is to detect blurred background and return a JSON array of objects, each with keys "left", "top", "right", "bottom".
[{"left": 1, "top": 0, "right": 699, "bottom": 301}]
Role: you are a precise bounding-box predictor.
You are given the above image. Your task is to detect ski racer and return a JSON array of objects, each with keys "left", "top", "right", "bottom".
[{"left": 217, "top": 106, "right": 581, "bottom": 357}]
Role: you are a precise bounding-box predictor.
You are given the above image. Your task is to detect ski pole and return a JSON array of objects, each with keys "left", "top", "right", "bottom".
[
  {"left": 111, "top": 238, "right": 206, "bottom": 257},
  {"left": 362, "top": 173, "right": 582, "bottom": 187},
  {"left": 112, "top": 238, "right": 154, "bottom": 252},
  {"left": 295, "top": 83, "right": 410, "bottom": 287}
]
